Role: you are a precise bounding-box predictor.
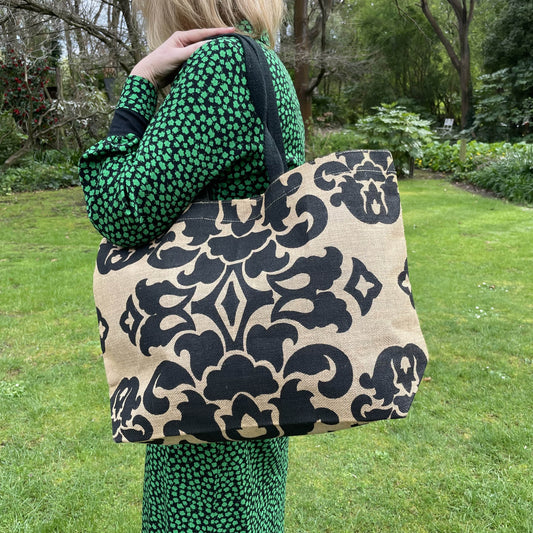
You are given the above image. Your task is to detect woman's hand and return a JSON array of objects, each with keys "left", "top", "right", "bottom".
[{"left": 130, "top": 27, "right": 235, "bottom": 89}]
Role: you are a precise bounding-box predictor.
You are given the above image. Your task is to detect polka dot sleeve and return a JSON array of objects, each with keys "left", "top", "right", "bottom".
[
  {"left": 80, "top": 38, "right": 286, "bottom": 246},
  {"left": 79, "top": 37, "right": 305, "bottom": 248}
]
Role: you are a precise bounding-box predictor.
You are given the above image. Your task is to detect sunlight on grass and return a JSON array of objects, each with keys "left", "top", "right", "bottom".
[{"left": 1, "top": 183, "right": 532, "bottom": 532}]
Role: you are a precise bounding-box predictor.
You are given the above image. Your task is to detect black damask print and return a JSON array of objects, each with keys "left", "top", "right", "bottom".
[
  {"left": 177, "top": 330, "right": 225, "bottom": 381},
  {"left": 96, "top": 240, "right": 154, "bottom": 274},
  {"left": 398, "top": 258, "right": 415, "bottom": 308},
  {"left": 95, "top": 150, "right": 428, "bottom": 443},
  {"left": 246, "top": 323, "right": 298, "bottom": 373},
  {"left": 110, "top": 377, "right": 153, "bottom": 442},
  {"left": 143, "top": 361, "right": 194, "bottom": 415},
  {"left": 146, "top": 232, "right": 200, "bottom": 269},
  {"left": 269, "top": 247, "right": 351, "bottom": 332},
  {"left": 353, "top": 344, "right": 428, "bottom": 421},
  {"left": 204, "top": 355, "right": 279, "bottom": 401},
  {"left": 192, "top": 265, "right": 273, "bottom": 350},
  {"left": 344, "top": 258, "right": 383, "bottom": 316},
  {"left": 263, "top": 170, "right": 303, "bottom": 232},
  {"left": 96, "top": 307, "right": 109, "bottom": 353},
  {"left": 164, "top": 390, "right": 223, "bottom": 442},
  {"left": 222, "top": 394, "right": 280, "bottom": 440},
  {"left": 120, "top": 280, "right": 196, "bottom": 357},
  {"left": 284, "top": 344, "right": 353, "bottom": 399},
  {"left": 269, "top": 380, "right": 319, "bottom": 436},
  {"left": 275, "top": 194, "right": 328, "bottom": 248},
  {"left": 314, "top": 155, "right": 401, "bottom": 225}
]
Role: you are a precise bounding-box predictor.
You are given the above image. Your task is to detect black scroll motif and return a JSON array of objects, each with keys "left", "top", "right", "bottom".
[
  {"left": 204, "top": 355, "right": 279, "bottom": 401},
  {"left": 143, "top": 361, "right": 195, "bottom": 415},
  {"left": 246, "top": 323, "right": 299, "bottom": 373},
  {"left": 276, "top": 195, "right": 328, "bottom": 249},
  {"left": 179, "top": 201, "right": 222, "bottom": 246},
  {"left": 398, "top": 258, "right": 415, "bottom": 308},
  {"left": 110, "top": 377, "right": 153, "bottom": 443},
  {"left": 244, "top": 240, "right": 290, "bottom": 279},
  {"left": 96, "top": 307, "right": 109, "bottom": 353},
  {"left": 263, "top": 170, "right": 303, "bottom": 232},
  {"left": 352, "top": 344, "right": 428, "bottom": 421},
  {"left": 177, "top": 330, "right": 225, "bottom": 381},
  {"left": 270, "top": 380, "right": 317, "bottom": 436},
  {"left": 314, "top": 153, "right": 401, "bottom": 225},
  {"left": 176, "top": 252, "right": 226, "bottom": 287},
  {"left": 146, "top": 231, "right": 200, "bottom": 270},
  {"left": 344, "top": 258, "right": 383, "bottom": 316},
  {"left": 164, "top": 390, "right": 224, "bottom": 442},
  {"left": 208, "top": 229, "right": 272, "bottom": 263},
  {"left": 120, "top": 280, "right": 195, "bottom": 357},
  {"left": 222, "top": 394, "right": 280, "bottom": 440},
  {"left": 269, "top": 247, "right": 351, "bottom": 332},
  {"left": 96, "top": 240, "right": 154, "bottom": 275},
  {"left": 283, "top": 344, "right": 353, "bottom": 399}
]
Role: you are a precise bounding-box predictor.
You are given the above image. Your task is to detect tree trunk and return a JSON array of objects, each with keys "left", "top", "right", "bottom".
[
  {"left": 294, "top": 0, "right": 313, "bottom": 132},
  {"left": 419, "top": 0, "right": 475, "bottom": 130}
]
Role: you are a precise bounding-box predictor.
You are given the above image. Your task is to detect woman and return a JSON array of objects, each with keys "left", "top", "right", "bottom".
[{"left": 79, "top": 0, "right": 305, "bottom": 531}]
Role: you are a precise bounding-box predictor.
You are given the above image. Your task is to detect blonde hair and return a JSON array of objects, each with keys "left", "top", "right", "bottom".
[{"left": 133, "top": 0, "right": 284, "bottom": 50}]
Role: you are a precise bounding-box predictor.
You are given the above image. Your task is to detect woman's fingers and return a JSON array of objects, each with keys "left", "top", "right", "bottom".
[
  {"left": 131, "top": 27, "right": 236, "bottom": 89},
  {"left": 171, "top": 27, "right": 235, "bottom": 47}
]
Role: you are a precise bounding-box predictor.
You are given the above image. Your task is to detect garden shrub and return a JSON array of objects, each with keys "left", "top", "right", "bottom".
[
  {"left": 468, "top": 145, "right": 533, "bottom": 204},
  {"left": 418, "top": 140, "right": 532, "bottom": 204},
  {"left": 306, "top": 128, "right": 365, "bottom": 160},
  {"left": 353, "top": 104, "right": 434, "bottom": 178},
  {"left": 307, "top": 103, "right": 434, "bottom": 178},
  {"left": 0, "top": 111, "right": 26, "bottom": 164},
  {"left": 0, "top": 150, "right": 79, "bottom": 195}
]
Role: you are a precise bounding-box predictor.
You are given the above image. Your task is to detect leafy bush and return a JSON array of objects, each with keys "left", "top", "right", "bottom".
[
  {"left": 0, "top": 150, "right": 79, "bottom": 195},
  {"left": 353, "top": 104, "right": 434, "bottom": 177},
  {"left": 474, "top": 63, "right": 533, "bottom": 142},
  {"left": 0, "top": 111, "right": 26, "bottom": 164},
  {"left": 419, "top": 140, "right": 522, "bottom": 174},
  {"left": 307, "top": 104, "right": 434, "bottom": 178},
  {"left": 306, "top": 128, "right": 365, "bottom": 160},
  {"left": 418, "top": 140, "right": 532, "bottom": 204},
  {"left": 468, "top": 145, "right": 533, "bottom": 204},
  {"left": 0, "top": 52, "right": 58, "bottom": 140}
]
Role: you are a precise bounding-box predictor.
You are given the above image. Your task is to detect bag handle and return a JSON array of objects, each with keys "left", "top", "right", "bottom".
[{"left": 230, "top": 34, "right": 289, "bottom": 183}]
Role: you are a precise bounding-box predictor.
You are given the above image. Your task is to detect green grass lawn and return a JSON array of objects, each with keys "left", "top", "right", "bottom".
[{"left": 1, "top": 180, "right": 532, "bottom": 532}]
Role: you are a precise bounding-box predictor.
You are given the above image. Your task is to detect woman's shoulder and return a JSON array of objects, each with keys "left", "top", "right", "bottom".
[{"left": 184, "top": 34, "right": 247, "bottom": 71}]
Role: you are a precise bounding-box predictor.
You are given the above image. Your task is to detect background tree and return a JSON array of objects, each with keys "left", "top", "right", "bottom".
[
  {"left": 474, "top": 0, "right": 533, "bottom": 140},
  {"left": 415, "top": 0, "right": 476, "bottom": 129},
  {"left": 283, "top": 0, "right": 340, "bottom": 132}
]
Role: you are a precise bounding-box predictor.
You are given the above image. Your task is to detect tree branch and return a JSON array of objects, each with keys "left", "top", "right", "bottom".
[
  {"left": 419, "top": 0, "right": 461, "bottom": 72},
  {"left": 0, "top": 0, "right": 139, "bottom": 68}
]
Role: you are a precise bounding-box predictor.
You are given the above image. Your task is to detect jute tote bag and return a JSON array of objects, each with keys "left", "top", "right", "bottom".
[{"left": 93, "top": 35, "right": 428, "bottom": 444}]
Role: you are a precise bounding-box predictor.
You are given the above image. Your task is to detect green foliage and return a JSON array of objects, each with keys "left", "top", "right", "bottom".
[
  {"left": 354, "top": 104, "right": 434, "bottom": 177},
  {"left": 419, "top": 140, "right": 532, "bottom": 204},
  {"left": 306, "top": 128, "right": 365, "bottom": 160},
  {"left": 0, "top": 52, "right": 58, "bottom": 140},
  {"left": 0, "top": 150, "right": 79, "bottom": 195},
  {"left": 468, "top": 145, "right": 533, "bottom": 204},
  {"left": 0, "top": 110, "right": 26, "bottom": 163},
  {"left": 307, "top": 104, "right": 434, "bottom": 178},
  {"left": 483, "top": 0, "right": 533, "bottom": 73},
  {"left": 419, "top": 140, "right": 515, "bottom": 173},
  {"left": 474, "top": 62, "right": 533, "bottom": 142}
]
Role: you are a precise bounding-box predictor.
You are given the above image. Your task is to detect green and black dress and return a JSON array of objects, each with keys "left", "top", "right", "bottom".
[{"left": 79, "top": 33, "right": 305, "bottom": 533}]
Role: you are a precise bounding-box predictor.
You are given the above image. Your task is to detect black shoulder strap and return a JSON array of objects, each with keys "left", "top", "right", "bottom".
[{"left": 231, "top": 34, "right": 288, "bottom": 183}]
